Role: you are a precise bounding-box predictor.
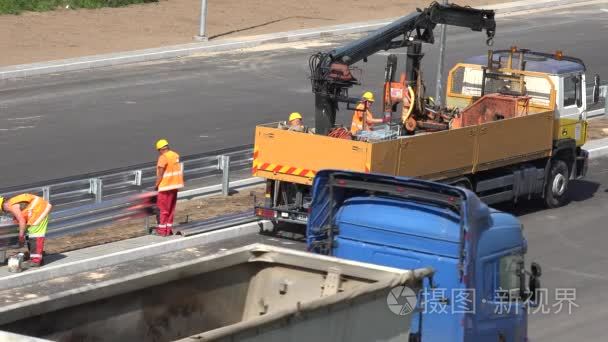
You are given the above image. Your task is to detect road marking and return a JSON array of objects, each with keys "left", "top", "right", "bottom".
[
  {"left": 601, "top": 8, "right": 608, "bottom": 11},
  {"left": 7, "top": 116, "right": 41, "bottom": 121},
  {"left": 587, "top": 144, "right": 608, "bottom": 153},
  {"left": 0, "top": 126, "right": 34, "bottom": 131}
]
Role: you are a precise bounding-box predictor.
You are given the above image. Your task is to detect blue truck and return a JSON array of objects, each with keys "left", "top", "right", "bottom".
[{"left": 307, "top": 169, "right": 543, "bottom": 341}]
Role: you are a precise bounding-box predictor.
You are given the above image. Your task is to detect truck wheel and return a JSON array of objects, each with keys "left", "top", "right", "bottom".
[{"left": 544, "top": 160, "right": 569, "bottom": 208}]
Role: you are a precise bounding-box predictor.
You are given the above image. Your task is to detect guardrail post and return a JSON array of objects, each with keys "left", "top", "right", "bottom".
[
  {"left": 132, "top": 170, "right": 143, "bottom": 187},
  {"left": 219, "top": 155, "right": 230, "bottom": 196},
  {"left": 42, "top": 186, "right": 50, "bottom": 201},
  {"left": 89, "top": 178, "right": 103, "bottom": 203}
]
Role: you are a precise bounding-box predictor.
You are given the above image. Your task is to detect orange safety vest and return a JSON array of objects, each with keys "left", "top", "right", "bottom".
[
  {"left": 157, "top": 150, "right": 184, "bottom": 192},
  {"left": 8, "top": 193, "right": 52, "bottom": 226},
  {"left": 350, "top": 103, "right": 375, "bottom": 134}
]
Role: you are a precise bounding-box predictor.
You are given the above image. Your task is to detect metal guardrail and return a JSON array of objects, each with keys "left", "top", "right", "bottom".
[
  {"left": 0, "top": 144, "right": 253, "bottom": 210},
  {"left": 0, "top": 145, "right": 256, "bottom": 260}
]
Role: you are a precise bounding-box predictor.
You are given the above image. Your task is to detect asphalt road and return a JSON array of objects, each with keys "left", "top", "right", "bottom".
[
  {"left": 492, "top": 155, "right": 608, "bottom": 341},
  {"left": 1, "top": 3, "right": 608, "bottom": 188}
]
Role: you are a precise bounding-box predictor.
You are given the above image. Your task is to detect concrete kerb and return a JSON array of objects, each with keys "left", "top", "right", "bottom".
[
  {"left": 0, "top": 0, "right": 596, "bottom": 80},
  {"left": 0, "top": 220, "right": 269, "bottom": 290}
]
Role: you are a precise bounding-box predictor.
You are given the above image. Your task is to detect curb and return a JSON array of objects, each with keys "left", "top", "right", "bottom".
[
  {"left": 0, "top": 220, "right": 268, "bottom": 290},
  {"left": 0, "top": 0, "right": 597, "bottom": 80},
  {"left": 584, "top": 136, "right": 608, "bottom": 158}
]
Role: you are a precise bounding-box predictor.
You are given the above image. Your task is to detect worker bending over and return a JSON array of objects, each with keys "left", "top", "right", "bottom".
[
  {"left": 154, "top": 139, "right": 184, "bottom": 236},
  {"left": 0, "top": 194, "right": 52, "bottom": 267},
  {"left": 350, "top": 91, "right": 386, "bottom": 134}
]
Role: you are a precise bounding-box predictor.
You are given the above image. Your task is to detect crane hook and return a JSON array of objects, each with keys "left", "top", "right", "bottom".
[{"left": 486, "top": 37, "right": 494, "bottom": 47}]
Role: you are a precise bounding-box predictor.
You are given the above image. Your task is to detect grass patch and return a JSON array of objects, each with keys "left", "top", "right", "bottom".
[{"left": 0, "top": 0, "right": 159, "bottom": 15}]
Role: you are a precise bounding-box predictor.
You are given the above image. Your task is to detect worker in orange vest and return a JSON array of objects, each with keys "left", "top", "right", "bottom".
[
  {"left": 154, "top": 139, "right": 184, "bottom": 236},
  {"left": 350, "top": 91, "right": 387, "bottom": 135},
  {"left": 0, "top": 194, "right": 52, "bottom": 267}
]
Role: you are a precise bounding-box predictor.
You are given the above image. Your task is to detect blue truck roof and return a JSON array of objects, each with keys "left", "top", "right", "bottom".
[
  {"left": 464, "top": 52, "right": 585, "bottom": 75},
  {"left": 307, "top": 170, "right": 523, "bottom": 258}
]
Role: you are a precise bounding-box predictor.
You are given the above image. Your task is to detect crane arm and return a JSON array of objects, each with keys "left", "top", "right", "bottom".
[
  {"left": 309, "top": 2, "right": 496, "bottom": 135},
  {"left": 330, "top": 2, "right": 495, "bottom": 66}
]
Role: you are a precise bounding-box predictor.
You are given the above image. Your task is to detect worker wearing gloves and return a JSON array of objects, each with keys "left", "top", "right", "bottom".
[
  {"left": 154, "top": 139, "right": 184, "bottom": 236},
  {"left": 0, "top": 194, "right": 52, "bottom": 267},
  {"left": 350, "top": 91, "right": 387, "bottom": 134}
]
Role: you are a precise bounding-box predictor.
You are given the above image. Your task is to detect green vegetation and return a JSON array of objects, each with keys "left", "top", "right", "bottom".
[{"left": 0, "top": 0, "right": 159, "bottom": 15}]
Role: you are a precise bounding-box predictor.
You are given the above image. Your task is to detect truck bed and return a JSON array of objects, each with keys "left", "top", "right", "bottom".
[
  {"left": 253, "top": 110, "right": 554, "bottom": 185},
  {"left": 0, "top": 243, "right": 430, "bottom": 342}
]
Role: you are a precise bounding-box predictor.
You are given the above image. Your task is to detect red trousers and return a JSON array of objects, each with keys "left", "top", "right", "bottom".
[
  {"left": 27, "top": 236, "right": 45, "bottom": 265},
  {"left": 156, "top": 189, "right": 178, "bottom": 236}
]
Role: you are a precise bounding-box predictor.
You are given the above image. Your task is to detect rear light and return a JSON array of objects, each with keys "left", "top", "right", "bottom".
[
  {"left": 396, "top": 186, "right": 405, "bottom": 193},
  {"left": 256, "top": 208, "right": 277, "bottom": 218},
  {"left": 337, "top": 179, "right": 347, "bottom": 185}
]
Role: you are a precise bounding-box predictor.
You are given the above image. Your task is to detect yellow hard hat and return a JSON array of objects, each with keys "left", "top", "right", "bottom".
[
  {"left": 0, "top": 196, "right": 4, "bottom": 211},
  {"left": 362, "top": 91, "right": 375, "bottom": 102},
  {"left": 288, "top": 112, "right": 302, "bottom": 122},
  {"left": 155, "top": 139, "right": 169, "bottom": 150}
]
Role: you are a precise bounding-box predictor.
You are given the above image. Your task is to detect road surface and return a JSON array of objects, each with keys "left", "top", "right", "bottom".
[{"left": 1, "top": 3, "right": 607, "bottom": 188}]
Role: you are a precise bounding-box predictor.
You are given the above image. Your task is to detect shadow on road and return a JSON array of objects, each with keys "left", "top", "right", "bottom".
[{"left": 492, "top": 180, "right": 602, "bottom": 217}]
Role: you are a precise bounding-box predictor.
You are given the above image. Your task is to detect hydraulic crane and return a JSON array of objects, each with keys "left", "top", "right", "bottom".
[{"left": 309, "top": 1, "right": 497, "bottom": 135}]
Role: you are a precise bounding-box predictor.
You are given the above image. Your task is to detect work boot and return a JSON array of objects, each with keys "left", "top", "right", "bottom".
[{"left": 29, "top": 260, "right": 42, "bottom": 268}]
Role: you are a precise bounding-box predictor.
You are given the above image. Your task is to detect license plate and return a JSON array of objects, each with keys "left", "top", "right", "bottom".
[{"left": 281, "top": 212, "right": 289, "bottom": 218}]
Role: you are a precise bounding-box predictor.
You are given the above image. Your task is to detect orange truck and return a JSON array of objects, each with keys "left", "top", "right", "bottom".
[{"left": 252, "top": 3, "right": 594, "bottom": 225}]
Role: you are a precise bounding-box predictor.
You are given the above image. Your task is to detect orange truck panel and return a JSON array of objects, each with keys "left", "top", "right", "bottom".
[
  {"left": 254, "top": 110, "right": 555, "bottom": 185},
  {"left": 253, "top": 126, "right": 369, "bottom": 185}
]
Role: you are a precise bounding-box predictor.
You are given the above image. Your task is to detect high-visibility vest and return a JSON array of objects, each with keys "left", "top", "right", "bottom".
[
  {"left": 157, "top": 150, "right": 184, "bottom": 192},
  {"left": 8, "top": 193, "right": 52, "bottom": 226},
  {"left": 350, "top": 103, "right": 374, "bottom": 134}
]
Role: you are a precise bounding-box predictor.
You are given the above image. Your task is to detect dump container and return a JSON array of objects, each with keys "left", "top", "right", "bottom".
[{"left": 0, "top": 243, "right": 431, "bottom": 342}]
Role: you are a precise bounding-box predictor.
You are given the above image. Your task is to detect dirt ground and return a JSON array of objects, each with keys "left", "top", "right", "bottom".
[
  {"left": 7, "top": 188, "right": 263, "bottom": 256},
  {"left": 0, "top": 0, "right": 504, "bottom": 66}
]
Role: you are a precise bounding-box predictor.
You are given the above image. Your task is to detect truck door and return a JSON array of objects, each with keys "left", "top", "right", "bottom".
[
  {"left": 476, "top": 251, "right": 527, "bottom": 342},
  {"left": 557, "top": 73, "right": 586, "bottom": 144}
]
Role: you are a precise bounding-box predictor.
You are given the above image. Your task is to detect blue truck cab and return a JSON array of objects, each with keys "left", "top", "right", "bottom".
[{"left": 307, "top": 170, "right": 542, "bottom": 341}]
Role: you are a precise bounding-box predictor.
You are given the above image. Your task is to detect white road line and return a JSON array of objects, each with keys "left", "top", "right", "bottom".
[
  {"left": 588, "top": 145, "right": 608, "bottom": 152},
  {"left": 600, "top": 8, "right": 608, "bottom": 11},
  {"left": 7, "top": 116, "right": 41, "bottom": 121}
]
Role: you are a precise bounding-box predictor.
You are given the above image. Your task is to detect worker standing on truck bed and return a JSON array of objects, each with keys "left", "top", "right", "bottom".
[
  {"left": 0, "top": 194, "right": 52, "bottom": 267},
  {"left": 287, "top": 112, "right": 305, "bottom": 132},
  {"left": 350, "top": 91, "right": 386, "bottom": 134},
  {"left": 154, "top": 139, "right": 184, "bottom": 236}
]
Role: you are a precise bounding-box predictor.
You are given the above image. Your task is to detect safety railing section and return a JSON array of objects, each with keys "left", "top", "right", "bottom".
[
  {"left": 0, "top": 145, "right": 254, "bottom": 211},
  {"left": 0, "top": 145, "right": 258, "bottom": 261}
]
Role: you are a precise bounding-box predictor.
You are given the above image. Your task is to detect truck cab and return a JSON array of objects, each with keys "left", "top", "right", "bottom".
[{"left": 307, "top": 170, "right": 542, "bottom": 341}]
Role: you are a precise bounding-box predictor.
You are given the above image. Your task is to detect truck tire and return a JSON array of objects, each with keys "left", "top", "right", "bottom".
[{"left": 544, "top": 159, "right": 569, "bottom": 208}]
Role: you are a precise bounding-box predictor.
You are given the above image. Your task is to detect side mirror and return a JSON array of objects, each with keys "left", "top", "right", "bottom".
[
  {"left": 593, "top": 74, "right": 601, "bottom": 104},
  {"left": 574, "top": 76, "right": 583, "bottom": 108}
]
